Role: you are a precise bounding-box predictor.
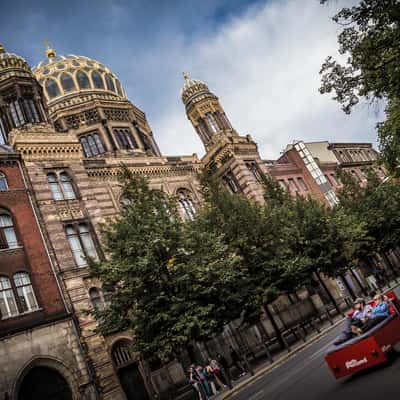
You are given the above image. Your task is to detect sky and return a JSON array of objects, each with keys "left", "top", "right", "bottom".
[{"left": 0, "top": 0, "right": 383, "bottom": 159}]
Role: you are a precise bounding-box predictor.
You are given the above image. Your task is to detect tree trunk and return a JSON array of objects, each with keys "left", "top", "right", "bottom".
[
  {"left": 339, "top": 273, "right": 356, "bottom": 300},
  {"left": 381, "top": 252, "right": 399, "bottom": 281},
  {"left": 235, "top": 328, "right": 254, "bottom": 376},
  {"left": 314, "top": 272, "right": 342, "bottom": 315},
  {"left": 263, "top": 304, "right": 287, "bottom": 350},
  {"left": 349, "top": 268, "right": 367, "bottom": 296}
]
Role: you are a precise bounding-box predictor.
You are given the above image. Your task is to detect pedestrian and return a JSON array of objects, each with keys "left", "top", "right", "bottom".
[
  {"left": 229, "top": 346, "right": 246, "bottom": 378},
  {"left": 216, "top": 353, "right": 232, "bottom": 387},
  {"left": 196, "top": 365, "right": 212, "bottom": 397},
  {"left": 204, "top": 363, "right": 218, "bottom": 396},
  {"left": 189, "top": 365, "right": 207, "bottom": 400},
  {"left": 208, "top": 358, "right": 227, "bottom": 390}
]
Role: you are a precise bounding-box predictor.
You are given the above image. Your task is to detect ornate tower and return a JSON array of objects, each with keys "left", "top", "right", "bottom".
[
  {"left": 181, "top": 73, "right": 267, "bottom": 202},
  {"left": 181, "top": 73, "right": 236, "bottom": 150},
  {"left": 0, "top": 44, "right": 48, "bottom": 143}
]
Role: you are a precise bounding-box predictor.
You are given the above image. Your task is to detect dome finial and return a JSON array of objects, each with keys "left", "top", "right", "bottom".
[
  {"left": 0, "top": 43, "right": 5, "bottom": 54},
  {"left": 182, "top": 72, "right": 190, "bottom": 82},
  {"left": 44, "top": 39, "right": 56, "bottom": 59}
]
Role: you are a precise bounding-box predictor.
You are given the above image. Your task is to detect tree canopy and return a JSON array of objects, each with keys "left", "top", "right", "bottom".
[
  {"left": 90, "top": 167, "right": 250, "bottom": 361},
  {"left": 320, "top": 0, "right": 400, "bottom": 174},
  {"left": 337, "top": 169, "right": 400, "bottom": 259}
]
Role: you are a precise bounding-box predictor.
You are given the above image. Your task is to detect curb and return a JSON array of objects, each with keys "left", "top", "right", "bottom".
[{"left": 218, "top": 318, "right": 344, "bottom": 400}]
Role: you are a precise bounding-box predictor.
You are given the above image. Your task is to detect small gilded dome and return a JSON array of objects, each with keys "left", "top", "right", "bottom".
[
  {"left": 0, "top": 44, "right": 32, "bottom": 82},
  {"left": 33, "top": 49, "right": 127, "bottom": 104},
  {"left": 180, "top": 72, "right": 212, "bottom": 105}
]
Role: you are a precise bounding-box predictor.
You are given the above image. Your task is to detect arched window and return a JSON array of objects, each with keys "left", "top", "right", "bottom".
[
  {"left": 89, "top": 287, "right": 104, "bottom": 311},
  {"left": 60, "top": 73, "right": 76, "bottom": 93},
  {"left": 80, "top": 137, "right": 91, "bottom": 157},
  {"left": 0, "top": 116, "right": 7, "bottom": 144},
  {"left": 112, "top": 339, "right": 134, "bottom": 368},
  {"left": 0, "top": 276, "right": 18, "bottom": 318},
  {"left": 92, "top": 71, "right": 105, "bottom": 89},
  {"left": 76, "top": 71, "right": 91, "bottom": 89},
  {"left": 93, "top": 133, "right": 105, "bottom": 154},
  {"left": 196, "top": 121, "right": 210, "bottom": 143},
  {"left": 47, "top": 173, "right": 64, "bottom": 200},
  {"left": 205, "top": 112, "right": 220, "bottom": 133},
  {"left": 113, "top": 128, "right": 137, "bottom": 150},
  {"left": 23, "top": 99, "right": 40, "bottom": 123},
  {"left": 9, "top": 100, "right": 25, "bottom": 127},
  {"left": 65, "top": 222, "right": 99, "bottom": 267},
  {"left": 105, "top": 74, "right": 116, "bottom": 92},
  {"left": 177, "top": 189, "right": 196, "bottom": 221},
  {"left": 80, "top": 132, "right": 105, "bottom": 157},
  {"left": 60, "top": 172, "right": 76, "bottom": 200},
  {"left": 47, "top": 172, "right": 77, "bottom": 201},
  {"left": 45, "top": 79, "right": 61, "bottom": 98},
  {"left": 115, "top": 79, "right": 123, "bottom": 96},
  {"left": 218, "top": 112, "right": 232, "bottom": 129},
  {"left": 245, "top": 161, "right": 262, "bottom": 183},
  {"left": 0, "top": 213, "right": 18, "bottom": 249},
  {"left": 223, "top": 172, "right": 239, "bottom": 193},
  {"left": 14, "top": 272, "right": 38, "bottom": 312},
  {"left": 0, "top": 172, "right": 8, "bottom": 191}
]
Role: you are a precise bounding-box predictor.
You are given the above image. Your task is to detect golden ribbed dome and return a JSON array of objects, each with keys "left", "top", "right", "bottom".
[
  {"left": 180, "top": 72, "right": 212, "bottom": 106},
  {"left": 33, "top": 52, "right": 127, "bottom": 104},
  {"left": 0, "top": 44, "right": 32, "bottom": 82}
]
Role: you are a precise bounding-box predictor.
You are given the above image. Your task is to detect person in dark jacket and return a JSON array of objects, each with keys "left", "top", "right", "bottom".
[
  {"left": 229, "top": 346, "right": 246, "bottom": 377},
  {"left": 216, "top": 353, "right": 232, "bottom": 387}
]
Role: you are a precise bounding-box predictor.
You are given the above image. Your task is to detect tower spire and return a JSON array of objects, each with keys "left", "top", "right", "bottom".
[
  {"left": 44, "top": 39, "right": 56, "bottom": 59},
  {"left": 182, "top": 71, "right": 190, "bottom": 82}
]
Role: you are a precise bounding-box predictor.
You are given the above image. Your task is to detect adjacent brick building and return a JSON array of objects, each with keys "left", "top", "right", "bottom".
[{"left": 0, "top": 45, "right": 98, "bottom": 400}]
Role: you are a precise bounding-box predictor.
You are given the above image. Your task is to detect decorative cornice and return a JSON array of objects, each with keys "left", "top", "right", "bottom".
[
  {"left": 48, "top": 92, "right": 132, "bottom": 117},
  {"left": 8, "top": 123, "right": 83, "bottom": 161},
  {"left": 86, "top": 162, "right": 203, "bottom": 180}
]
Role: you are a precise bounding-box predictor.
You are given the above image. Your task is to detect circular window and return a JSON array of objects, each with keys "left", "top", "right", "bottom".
[
  {"left": 43, "top": 69, "right": 50, "bottom": 75},
  {"left": 87, "top": 62, "right": 94, "bottom": 67},
  {"left": 72, "top": 60, "right": 80, "bottom": 67},
  {"left": 57, "top": 63, "right": 65, "bottom": 70}
]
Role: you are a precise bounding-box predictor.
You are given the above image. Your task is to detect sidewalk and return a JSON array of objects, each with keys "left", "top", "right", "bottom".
[
  {"left": 214, "top": 316, "right": 343, "bottom": 400},
  {"left": 213, "top": 280, "right": 400, "bottom": 400}
]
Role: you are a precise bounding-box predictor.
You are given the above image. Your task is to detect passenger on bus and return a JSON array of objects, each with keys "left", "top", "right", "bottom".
[
  {"left": 355, "top": 294, "right": 390, "bottom": 334},
  {"left": 333, "top": 298, "right": 371, "bottom": 345}
]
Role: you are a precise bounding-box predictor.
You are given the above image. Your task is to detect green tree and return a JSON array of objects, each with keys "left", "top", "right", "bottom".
[
  {"left": 198, "top": 173, "right": 291, "bottom": 313},
  {"left": 263, "top": 177, "right": 368, "bottom": 302},
  {"left": 90, "top": 167, "right": 250, "bottom": 361},
  {"left": 320, "top": 0, "right": 400, "bottom": 174},
  {"left": 337, "top": 169, "right": 400, "bottom": 268}
]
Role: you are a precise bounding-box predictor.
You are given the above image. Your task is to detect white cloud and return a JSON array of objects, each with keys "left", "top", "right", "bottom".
[{"left": 123, "top": 0, "right": 383, "bottom": 159}]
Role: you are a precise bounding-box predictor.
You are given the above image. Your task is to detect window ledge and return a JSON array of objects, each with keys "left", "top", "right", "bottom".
[
  {"left": 0, "top": 245, "right": 23, "bottom": 253},
  {"left": 53, "top": 198, "right": 80, "bottom": 203},
  {"left": 0, "top": 307, "right": 43, "bottom": 321}
]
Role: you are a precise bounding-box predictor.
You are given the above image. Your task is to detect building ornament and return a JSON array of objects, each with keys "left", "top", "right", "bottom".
[{"left": 56, "top": 202, "right": 85, "bottom": 221}]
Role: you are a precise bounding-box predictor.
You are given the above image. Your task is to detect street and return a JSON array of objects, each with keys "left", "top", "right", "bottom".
[{"left": 230, "top": 288, "right": 400, "bottom": 400}]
